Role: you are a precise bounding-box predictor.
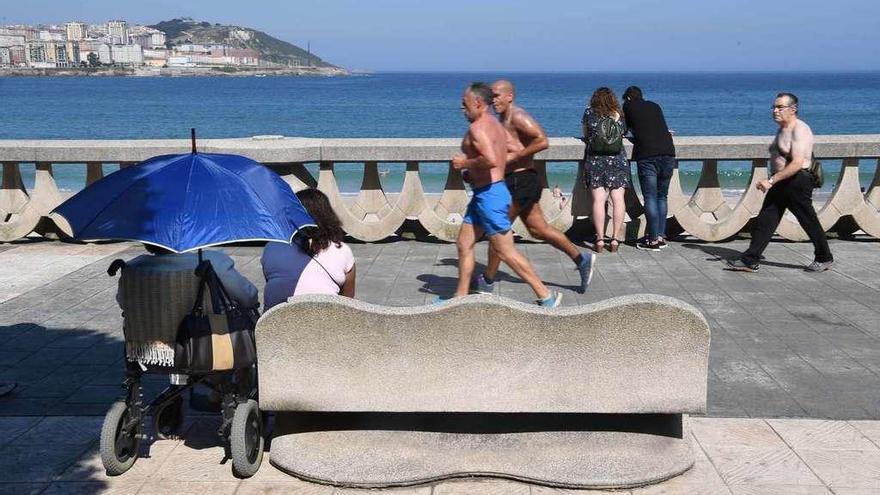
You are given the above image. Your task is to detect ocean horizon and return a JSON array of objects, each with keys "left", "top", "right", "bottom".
[{"left": 2, "top": 71, "right": 879, "bottom": 194}]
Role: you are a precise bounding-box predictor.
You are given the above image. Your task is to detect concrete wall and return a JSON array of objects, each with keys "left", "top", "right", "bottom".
[{"left": 1, "top": 135, "right": 878, "bottom": 243}]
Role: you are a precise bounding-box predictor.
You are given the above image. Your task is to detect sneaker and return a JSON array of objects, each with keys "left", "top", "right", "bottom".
[
  {"left": 537, "top": 291, "right": 563, "bottom": 308},
  {"left": 805, "top": 260, "right": 833, "bottom": 272},
  {"left": 470, "top": 273, "right": 496, "bottom": 294},
  {"left": 656, "top": 238, "right": 668, "bottom": 249},
  {"left": 726, "top": 258, "right": 759, "bottom": 272},
  {"left": 577, "top": 252, "right": 596, "bottom": 294},
  {"left": 636, "top": 238, "right": 661, "bottom": 252}
]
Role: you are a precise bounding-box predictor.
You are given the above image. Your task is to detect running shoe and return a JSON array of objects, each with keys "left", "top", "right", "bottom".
[
  {"left": 537, "top": 291, "right": 563, "bottom": 308},
  {"left": 471, "top": 273, "right": 496, "bottom": 294},
  {"left": 726, "top": 258, "right": 759, "bottom": 272},
  {"left": 805, "top": 260, "right": 833, "bottom": 272},
  {"left": 577, "top": 252, "right": 596, "bottom": 293}
]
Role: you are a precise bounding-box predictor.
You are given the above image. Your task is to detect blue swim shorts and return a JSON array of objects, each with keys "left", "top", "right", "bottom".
[{"left": 462, "top": 180, "right": 512, "bottom": 236}]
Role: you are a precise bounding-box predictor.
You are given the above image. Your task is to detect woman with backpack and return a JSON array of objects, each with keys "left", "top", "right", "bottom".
[{"left": 581, "top": 87, "right": 628, "bottom": 253}]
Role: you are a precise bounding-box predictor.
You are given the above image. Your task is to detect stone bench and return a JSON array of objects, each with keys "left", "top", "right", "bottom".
[{"left": 255, "top": 294, "right": 710, "bottom": 489}]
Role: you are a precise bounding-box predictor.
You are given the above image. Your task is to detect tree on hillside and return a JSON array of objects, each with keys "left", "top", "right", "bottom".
[{"left": 87, "top": 53, "right": 100, "bottom": 67}]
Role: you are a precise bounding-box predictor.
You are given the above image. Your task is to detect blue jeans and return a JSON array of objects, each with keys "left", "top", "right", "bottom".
[{"left": 637, "top": 155, "right": 676, "bottom": 239}]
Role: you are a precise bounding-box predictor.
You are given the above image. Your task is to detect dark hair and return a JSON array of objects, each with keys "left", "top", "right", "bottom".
[
  {"left": 467, "top": 82, "right": 494, "bottom": 106},
  {"left": 589, "top": 87, "right": 621, "bottom": 118},
  {"left": 623, "top": 86, "right": 643, "bottom": 101},
  {"left": 296, "top": 188, "right": 345, "bottom": 256},
  {"left": 144, "top": 243, "right": 173, "bottom": 255},
  {"left": 776, "top": 92, "right": 799, "bottom": 114}
]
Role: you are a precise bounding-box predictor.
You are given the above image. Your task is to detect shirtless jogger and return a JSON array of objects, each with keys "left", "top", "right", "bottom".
[
  {"left": 475, "top": 80, "right": 595, "bottom": 294},
  {"left": 451, "top": 82, "right": 562, "bottom": 307}
]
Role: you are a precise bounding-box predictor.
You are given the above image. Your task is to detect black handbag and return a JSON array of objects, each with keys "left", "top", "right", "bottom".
[{"left": 174, "top": 260, "right": 257, "bottom": 373}]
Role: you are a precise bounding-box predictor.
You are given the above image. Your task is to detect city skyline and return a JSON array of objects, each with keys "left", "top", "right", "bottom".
[{"left": 1, "top": 0, "right": 879, "bottom": 72}]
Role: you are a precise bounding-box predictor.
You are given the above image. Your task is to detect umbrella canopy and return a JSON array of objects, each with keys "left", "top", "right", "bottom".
[{"left": 51, "top": 152, "right": 315, "bottom": 253}]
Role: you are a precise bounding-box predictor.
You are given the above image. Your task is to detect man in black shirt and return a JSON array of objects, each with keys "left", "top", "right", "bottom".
[{"left": 622, "top": 86, "right": 676, "bottom": 251}]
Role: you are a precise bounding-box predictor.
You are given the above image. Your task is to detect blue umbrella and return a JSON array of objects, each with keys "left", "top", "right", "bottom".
[{"left": 51, "top": 151, "right": 315, "bottom": 253}]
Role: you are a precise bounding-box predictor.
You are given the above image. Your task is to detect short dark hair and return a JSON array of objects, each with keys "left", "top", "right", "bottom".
[
  {"left": 623, "top": 86, "right": 643, "bottom": 101},
  {"left": 776, "top": 92, "right": 799, "bottom": 113},
  {"left": 467, "top": 82, "right": 494, "bottom": 106}
]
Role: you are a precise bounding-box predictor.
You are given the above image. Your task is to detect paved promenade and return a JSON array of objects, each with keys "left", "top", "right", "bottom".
[{"left": 1, "top": 237, "right": 880, "bottom": 493}]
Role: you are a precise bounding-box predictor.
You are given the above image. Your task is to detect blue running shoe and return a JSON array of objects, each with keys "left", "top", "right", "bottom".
[
  {"left": 537, "top": 291, "right": 563, "bottom": 308},
  {"left": 577, "top": 252, "right": 596, "bottom": 293},
  {"left": 471, "top": 273, "right": 496, "bottom": 294}
]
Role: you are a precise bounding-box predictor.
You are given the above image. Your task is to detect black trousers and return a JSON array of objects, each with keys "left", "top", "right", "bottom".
[{"left": 742, "top": 170, "right": 833, "bottom": 265}]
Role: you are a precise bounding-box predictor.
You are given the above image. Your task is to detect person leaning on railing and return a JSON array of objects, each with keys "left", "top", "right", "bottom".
[{"left": 260, "top": 188, "right": 356, "bottom": 311}]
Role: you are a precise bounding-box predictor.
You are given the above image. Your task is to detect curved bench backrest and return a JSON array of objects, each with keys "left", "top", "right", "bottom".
[{"left": 256, "top": 294, "right": 710, "bottom": 414}]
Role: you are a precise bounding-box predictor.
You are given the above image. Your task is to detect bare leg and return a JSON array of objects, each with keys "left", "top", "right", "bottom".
[
  {"left": 454, "top": 223, "right": 481, "bottom": 297},
  {"left": 488, "top": 231, "right": 550, "bottom": 300},
  {"left": 610, "top": 187, "right": 626, "bottom": 240},
  {"left": 521, "top": 203, "right": 581, "bottom": 260},
  {"left": 484, "top": 203, "right": 518, "bottom": 281},
  {"left": 591, "top": 187, "right": 608, "bottom": 240}
]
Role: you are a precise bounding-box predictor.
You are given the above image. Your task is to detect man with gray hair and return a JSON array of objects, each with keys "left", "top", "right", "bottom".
[{"left": 727, "top": 92, "right": 833, "bottom": 272}]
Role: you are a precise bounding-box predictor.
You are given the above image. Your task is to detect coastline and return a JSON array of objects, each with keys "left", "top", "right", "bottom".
[{"left": 0, "top": 66, "right": 350, "bottom": 77}]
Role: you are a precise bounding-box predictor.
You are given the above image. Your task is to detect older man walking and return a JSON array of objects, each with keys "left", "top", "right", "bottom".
[{"left": 727, "top": 92, "right": 833, "bottom": 272}]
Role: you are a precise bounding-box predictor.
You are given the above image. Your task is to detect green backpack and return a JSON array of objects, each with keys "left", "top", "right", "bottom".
[{"left": 590, "top": 115, "right": 624, "bottom": 156}]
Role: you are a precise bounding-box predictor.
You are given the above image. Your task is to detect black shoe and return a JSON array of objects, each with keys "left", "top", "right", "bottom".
[
  {"left": 656, "top": 238, "right": 668, "bottom": 249},
  {"left": 636, "top": 238, "right": 661, "bottom": 252},
  {"left": 726, "top": 258, "right": 759, "bottom": 272}
]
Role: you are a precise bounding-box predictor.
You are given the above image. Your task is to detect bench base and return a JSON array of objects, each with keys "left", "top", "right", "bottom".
[{"left": 269, "top": 425, "right": 694, "bottom": 489}]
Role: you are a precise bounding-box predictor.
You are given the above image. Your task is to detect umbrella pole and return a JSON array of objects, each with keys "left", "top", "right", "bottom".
[
  {"left": 198, "top": 248, "right": 203, "bottom": 264},
  {"left": 191, "top": 128, "right": 197, "bottom": 154}
]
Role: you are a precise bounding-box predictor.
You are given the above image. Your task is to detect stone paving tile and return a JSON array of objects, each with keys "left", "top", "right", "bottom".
[
  {"left": 236, "top": 481, "right": 334, "bottom": 494},
  {"left": 702, "top": 445, "right": 824, "bottom": 486},
  {"left": 42, "top": 480, "right": 147, "bottom": 494},
  {"left": 0, "top": 483, "right": 49, "bottom": 495},
  {"left": 334, "top": 486, "right": 431, "bottom": 494},
  {"left": 631, "top": 437, "right": 731, "bottom": 495},
  {"left": 796, "top": 449, "right": 880, "bottom": 489},
  {"left": 0, "top": 416, "right": 41, "bottom": 445},
  {"left": 849, "top": 421, "right": 880, "bottom": 448},
  {"left": 768, "top": 419, "right": 878, "bottom": 451},
  {"left": 0, "top": 443, "right": 93, "bottom": 482},
  {"left": 690, "top": 418, "right": 787, "bottom": 449},
  {"left": 432, "top": 479, "right": 531, "bottom": 494},
  {"left": 727, "top": 485, "right": 831, "bottom": 494},
  {"left": 137, "top": 481, "right": 240, "bottom": 494},
  {"left": 531, "top": 487, "right": 630, "bottom": 495},
  {"left": 58, "top": 440, "right": 179, "bottom": 482}
]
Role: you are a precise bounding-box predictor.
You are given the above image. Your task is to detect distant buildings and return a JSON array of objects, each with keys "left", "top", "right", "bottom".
[{"left": 0, "top": 18, "right": 275, "bottom": 70}]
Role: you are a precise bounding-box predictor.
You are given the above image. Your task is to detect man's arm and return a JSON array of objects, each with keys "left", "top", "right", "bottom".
[
  {"left": 508, "top": 111, "right": 548, "bottom": 163},
  {"left": 207, "top": 252, "right": 260, "bottom": 309},
  {"left": 452, "top": 126, "right": 500, "bottom": 170}
]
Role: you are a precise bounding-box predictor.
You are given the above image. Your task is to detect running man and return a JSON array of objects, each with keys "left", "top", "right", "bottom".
[
  {"left": 450, "top": 82, "right": 562, "bottom": 307},
  {"left": 474, "top": 80, "right": 595, "bottom": 294}
]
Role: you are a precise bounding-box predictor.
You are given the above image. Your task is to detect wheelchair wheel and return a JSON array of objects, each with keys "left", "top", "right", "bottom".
[
  {"left": 100, "top": 401, "right": 141, "bottom": 476},
  {"left": 230, "top": 399, "right": 263, "bottom": 478},
  {"left": 154, "top": 395, "right": 184, "bottom": 440}
]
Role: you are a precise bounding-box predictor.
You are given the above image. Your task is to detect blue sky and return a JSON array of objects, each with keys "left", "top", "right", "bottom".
[{"left": 4, "top": 0, "right": 878, "bottom": 72}]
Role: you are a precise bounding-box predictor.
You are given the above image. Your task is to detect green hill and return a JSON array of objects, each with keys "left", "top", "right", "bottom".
[{"left": 148, "top": 18, "right": 337, "bottom": 68}]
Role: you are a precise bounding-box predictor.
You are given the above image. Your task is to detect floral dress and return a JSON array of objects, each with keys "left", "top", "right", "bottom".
[{"left": 581, "top": 108, "right": 630, "bottom": 189}]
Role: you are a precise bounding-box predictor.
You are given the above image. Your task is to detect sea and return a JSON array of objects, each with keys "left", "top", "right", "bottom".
[{"left": 1, "top": 72, "right": 879, "bottom": 196}]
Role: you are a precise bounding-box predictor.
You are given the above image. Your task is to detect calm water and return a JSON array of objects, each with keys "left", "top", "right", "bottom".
[{"left": 2, "top": 72, "right": 879, "bottom": 193}]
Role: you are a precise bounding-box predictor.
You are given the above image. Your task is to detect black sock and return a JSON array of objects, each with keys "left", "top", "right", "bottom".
[
  {"left": 573, "top": 254, "right": 584, "bottom": 266},
  {"left": 483, "top": 275, "right": 494, "bottom": 284}
]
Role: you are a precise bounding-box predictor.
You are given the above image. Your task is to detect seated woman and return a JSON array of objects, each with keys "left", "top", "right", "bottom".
[{"left": 261, "top": 188, "right": 356, "bottom": 310}]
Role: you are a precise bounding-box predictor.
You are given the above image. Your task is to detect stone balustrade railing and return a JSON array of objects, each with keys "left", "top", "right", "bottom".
[{"left": 1, "top": 136, "right": 879, "bottom": 243}]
